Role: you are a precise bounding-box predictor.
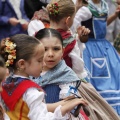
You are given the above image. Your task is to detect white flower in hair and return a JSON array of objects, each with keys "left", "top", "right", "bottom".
[{"left": 4, "top": 39, "right": 16, "bottom": 67}]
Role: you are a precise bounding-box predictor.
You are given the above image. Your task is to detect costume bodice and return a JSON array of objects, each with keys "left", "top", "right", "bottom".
[
  {"left": 7, "top": 98, "right": 29, "bottom": 120},
  {"left": 43, "top": 84, "right": 60, "bottom": 103},
  {"left": 82, "top": 15, "right": 107, "bottom": 39}
]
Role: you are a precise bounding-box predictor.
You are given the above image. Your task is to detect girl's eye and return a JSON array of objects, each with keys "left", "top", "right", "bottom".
[
  {"left": 38, "top": 58, "right": 43, "bottom": 63},
  {"left": 45, "top": 48, "right": 48, "bottom": 51},
  {"left": 54, "top": 47, "right": 60, "bottom": 51},
  {"left": 38, "top": 60, "right": 43, "bottom": 63}
]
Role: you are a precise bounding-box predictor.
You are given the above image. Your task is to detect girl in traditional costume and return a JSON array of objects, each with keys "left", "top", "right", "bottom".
[
  {"left": 0, "top": 34, "right": 88, "bottom": 120},
  {"left": 35, "top": 28, "right": 90, "bottom": 120},
  {"left": 72, "top": 0, "right": 120, "bottom": 115},
  {"left": 34, "top": 28, "right": 120, "bottom": 120},
  {"left": 46, "top": 0, "right": 90, "bottom": 79}
]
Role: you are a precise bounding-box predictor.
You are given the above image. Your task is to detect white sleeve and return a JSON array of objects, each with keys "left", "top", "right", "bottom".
[
  {"left": 76, "top": 34, "right": 86, "bottom": 56},
  {"left": 23, "top": 88, "right": 68, "bottom": 120},
  {"left": 59, "top": 82, "right": 77, "bottom": 99},
  {"left": 75, "top": 6, "right": 92, "bottom": 23},
  {"left": 4, "top": 113, "right": 10, "bottom": 120},
  {"left": 68, "top": 42, "right": 87, "bottom": 79},
  {"left": 71, "top": 6, "right": 92, "bottom": 34}
]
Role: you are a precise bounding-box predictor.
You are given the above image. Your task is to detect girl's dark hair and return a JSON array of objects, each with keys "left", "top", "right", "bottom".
[
  {"left": 0, "top": 56, "right": 5, "bottom": 67},
  {"left": 35, "top": 28, "right": 63, "bottom": 46},
  {"left": 0, "top": 34, "right": 40, "bottom": 69}
]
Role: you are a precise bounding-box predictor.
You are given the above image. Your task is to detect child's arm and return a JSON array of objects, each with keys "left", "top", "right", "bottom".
[
  {"left": 47, "top": 100, "right": 66, "bottom": 112},
  {"left": 117, "top": 0, "right": 120, "bottom": 5},
  {"left": 71, "top": 6, "right": 91, "bottom": 34},
  {"left": 23, "top": 88, "right": 88, "bottom": 120},
  {"left": 47, "top": 97, "right": 87, "bottom": 116},
  {"left": 23, "top": 88, "right": 67, "bottom": 119},
  {"left": 107, "top": 5, "right": 120, "bottom": 25},
  {"left": 77, "top": 26, "right": 90, "bottom": 43}
]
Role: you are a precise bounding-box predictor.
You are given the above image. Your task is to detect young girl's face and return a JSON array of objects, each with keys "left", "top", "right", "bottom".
[
  {"left": 24, "top": 44, "right": 45, "bottom": 77},
  {"left": 41, "top": 36, "right": 64, "bottom": 71},
  {"left": 0, "top": 67, "right": 6, "bottom": 92}
]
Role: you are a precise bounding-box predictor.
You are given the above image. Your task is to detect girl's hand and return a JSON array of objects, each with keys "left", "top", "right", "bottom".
[
  {"left": 116, "top": 0, "right": 120, "bottom": 5},
  {"left": 61, "top": 97, "right": 88, "bottom": 116},
  {"left": 115, "top": 5, "right": 120, "bottom": 16},
  {"left": 9, "top": 18, "right": 20, "bottom": 26},
  {"left": 77, "top": 26, "right": 90, "bottom": 43},
  {"left": 77, "top": 26, "right": 90, "bottom": 36}
]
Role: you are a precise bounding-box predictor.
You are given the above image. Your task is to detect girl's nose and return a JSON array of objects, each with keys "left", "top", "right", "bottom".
[{"left": 48, "top": 50, "right": 54, "bottom": 57}]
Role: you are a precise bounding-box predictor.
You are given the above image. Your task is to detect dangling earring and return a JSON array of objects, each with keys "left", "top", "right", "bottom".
[{"left": 17, "top": 68, "right": 24, "bottom": 73}]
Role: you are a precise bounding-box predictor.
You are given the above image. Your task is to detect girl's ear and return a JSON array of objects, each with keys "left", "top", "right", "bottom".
[
  {"left": 62, "top": 47, "right": 65, "bottom": 54},
  {"left": 61, "top": 47, "right": 65, "bottom": 59},
  {"left": 65, "top": 16, "right": 71, "bottom": 26},
  {"left": 17, "top": 59, "right": 26, "bottom": 70}
]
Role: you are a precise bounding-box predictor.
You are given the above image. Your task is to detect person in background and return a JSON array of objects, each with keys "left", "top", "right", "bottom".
[
  {"left": 72, "top": 0, "right": 120, "bottom": 115},
  {"left": 27, "top": 7, "right": 50, "bottom": 36},
  {"left": 24, "top": 0, "right": 48, "bottom": 19},
  {"left": 105, "top": 0, "right": 120, "bottom": 44},
  {"left": 0, "top": 0, "right": 29, "bottom": 40},
  {"left": 114, "top": 32, "right": 120, "bottom": 55}
]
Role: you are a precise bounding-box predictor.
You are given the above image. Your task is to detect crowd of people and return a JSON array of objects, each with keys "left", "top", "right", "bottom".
[{"left": 0, "top": 0, "right": 120, "bottom": 120}]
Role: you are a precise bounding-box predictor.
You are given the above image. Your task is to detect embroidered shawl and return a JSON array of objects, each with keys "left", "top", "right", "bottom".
[{"left": 34, "top": 60, "right": 80, "bottom": 87}]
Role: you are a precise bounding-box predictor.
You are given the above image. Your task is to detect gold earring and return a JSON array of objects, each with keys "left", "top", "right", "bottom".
[{"left": 17, "top": 68, "right": 24, "bottom": 72}]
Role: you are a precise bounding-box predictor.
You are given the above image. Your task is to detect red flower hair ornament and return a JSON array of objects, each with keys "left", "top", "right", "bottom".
[{"left": 49, "top": 3, "right": 59, "bottom": 16}]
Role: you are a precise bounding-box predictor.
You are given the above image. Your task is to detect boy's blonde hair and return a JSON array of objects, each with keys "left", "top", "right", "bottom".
[{"left": 47, "top": 0, "right": 75, "bottom": 22}]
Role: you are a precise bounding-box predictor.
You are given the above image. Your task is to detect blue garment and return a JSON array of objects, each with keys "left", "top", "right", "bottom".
[
  {"left": 32, "top": 60, "right": 80, "bottom": 103},
  {"left": 43, "top": 84, "right": 61, "bottom": 103},
  {"left": 0, "top": 0, "right": 29, "bottom": 40},
  {"left": 82, "top": 2, "right": 120, "bottom": 115},
  {"left": 36, "top": 60, "right": 80, "bottom": 86}
]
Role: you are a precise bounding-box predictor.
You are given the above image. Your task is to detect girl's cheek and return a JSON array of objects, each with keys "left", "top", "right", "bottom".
[
  {"left": 6, "top": 68, "right": 10, "bottom": 78},
  {"left": 0, "top": 86, "right": 3, "bottom": 92}
]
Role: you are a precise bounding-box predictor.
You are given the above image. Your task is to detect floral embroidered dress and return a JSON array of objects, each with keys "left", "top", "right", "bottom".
[{"left": 72, "top": 0, "right": 120, "bottom": 115}]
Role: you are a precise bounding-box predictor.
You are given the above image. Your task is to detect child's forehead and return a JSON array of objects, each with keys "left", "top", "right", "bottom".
[
  {"left": 33, "top": 44, "right": 45, "bottom": 56},
  {"left": 41, "top": 37, "right": 62, "bottom": 45}
]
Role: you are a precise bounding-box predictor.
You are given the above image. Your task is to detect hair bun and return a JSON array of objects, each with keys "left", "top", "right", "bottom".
[{"left": 47, "top": 3, "right": 59, "bottom": 16}]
